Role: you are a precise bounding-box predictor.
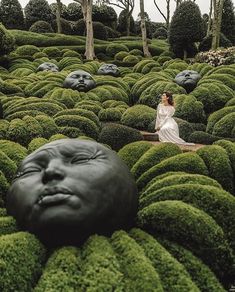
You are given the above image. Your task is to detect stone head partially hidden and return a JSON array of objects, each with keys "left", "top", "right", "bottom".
[
  {"left": 63, "top": 70, "right": 96, "bottom": 92},
  {"left": 97, "top": 63, "right": 120, "bottom": 77},
  {"left": 7, "top": 139, "right": 138, "bottom": 246},
  {"left": 36, "top": 62, "right": 59, "bottom": 73},
  {"left": 174, "top": 70, "right": 201, "bottom": 93}
]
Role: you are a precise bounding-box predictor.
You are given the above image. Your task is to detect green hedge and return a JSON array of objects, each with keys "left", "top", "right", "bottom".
[
  {"left": 0, "top": 150, "right": 17, "bottom": 182},
  {"left": 137, "top": 200, "right": 235, "bottom": 286},
  {"left": 131, "top": 143, "right": 182, "bottom": 179},
  {"left": 0, "top": 216, "right": 18, "bottom": 236},
  {"left": 106, "top": 43, "right": 129, "bottom": 57},
  {"left": 197, "top": 145, "right": 234, "bottom": 193},
  {"left": 121, "top": 105, "right": 156, "bottom": 131},
  {"left": 98, "top": 108, "right": 122, "bottom": 122},
  {"left": 111, "top": 230, "right": 163, "bottom": 291},
  {"left": 0, "top": 232, "right": 46, "bottom": 292},
  {"left": 99, "top": 123, "right": 143, "bottom": 151},
  {"left": 0, "top": 170, "right": 9, "bottom": 205},
  {"left": 0, "top": 120, "right": 9, "bottom": 139},
  {"left": 137, "top": 152, "right": 208, "bottom": 191},
  {"left": 15, "top": 45, "right": 41, "bottom": 56},
  {"left": 159, "top": 239, "right": 225, "bottom": 292},
  {"left": 34, "top": 115, "right": 58, "bottom": 139},
  {"left": 129, "top": 228, "right": 199, "bottom": 291},
  {"left": 140, "top": 183, "right": 235, "bottom": 251},
  {"left": 188, "top": 131, "right": 230, "bottom": 145},
  {"left": 118, "top": 141, "right": 153, "bottom": 169},
  {"left": 0, "top": 140, "right": 27, "bottom": 166},
  {"left": 214, "top": 140, "right": 235, "bottom": 177},
  {"left": 212, "top": 112, "right": 235, "bottom": 138},
  {"left": 27, "top": 137, "right": 49, "bottom": 154}
]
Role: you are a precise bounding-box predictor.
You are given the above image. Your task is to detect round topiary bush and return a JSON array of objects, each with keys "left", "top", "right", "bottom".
[
  {"left": 153, "top": 27, "right": 168, "bottom": 39},
  {"left": 212, "top": 112, "right": 235, "bottom": 139},
  {"left": 98, "top": 123, "right": 143, "bottom": 151},
  {"left": 29, "top": 20, "right": 53, "bottom": 33},
  {"left": 121, "top": 105, "right": 156, "bottom": 131},
  {"left": 98, "top": 108, "right": 122, "bottom": 122},
  {"left": 0, "top": 23, "right": 15, "bottom": 55},
  {"left": 106, "top": 43, "right": 129, "bottom": 57},
  {"left": 42, "top": 47, "right": 61, "bottom": 58},
  {"left": 114, "top": 51, "right": 130, "bottom": 61},
  {"left": 15, "top": 45, "right": 40, "bottom": 56},
  {"left": 199, "top": 33, "right": 232, "bottom": 52}
]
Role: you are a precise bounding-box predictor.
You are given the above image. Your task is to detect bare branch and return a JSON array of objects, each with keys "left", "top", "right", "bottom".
[{"left": 153, "top": 0, "right": 167, "bottom": 22}]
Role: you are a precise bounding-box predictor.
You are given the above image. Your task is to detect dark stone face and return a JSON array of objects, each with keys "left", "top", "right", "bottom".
[
  {"left": 63, "top": 70, "right": 96, "bottom": 92},
  {"left": 36, "top": 62, "right": 59, "bottom": 73},
  {"left": 97, "top": 63, "right": 120, "bottom": 77},
  {"left": 7, "top": 139, "right": 138, "bottom": 246},
  {"left": 174, "top": 70, "right": 201, "bottom": 93}
]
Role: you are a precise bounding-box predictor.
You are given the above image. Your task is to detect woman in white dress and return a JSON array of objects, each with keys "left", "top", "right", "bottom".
[{"left": 155, "top": 92, "right": 195, "bottom": 145}]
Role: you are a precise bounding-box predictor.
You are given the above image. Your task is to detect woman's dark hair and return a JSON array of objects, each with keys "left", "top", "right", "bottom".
[{"left": 164, "top": 91, "right": 174, "bottom": 106}]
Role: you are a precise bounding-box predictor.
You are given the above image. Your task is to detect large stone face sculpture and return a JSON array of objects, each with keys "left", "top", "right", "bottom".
[
  {"left": 63, "top": 70, "right": 96, "bottom": 92},
  {"left": 174, "top": 70, "right": 201, "bottom": 93},
  {"left": 97, "top": 63, "right": 120, "bottom": 77},
  {"left": 36, "top": 62, "right": 59, "bottom": 72},
  {"left": 6, "top": 139, "right": 138, "bottom": 246}
]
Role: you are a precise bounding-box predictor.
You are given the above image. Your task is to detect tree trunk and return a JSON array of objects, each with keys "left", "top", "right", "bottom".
[
  {"left": 166, "top": 0, "right": 170, "bottom": 29},
  {"left": 183, "top": 49, "right": 187, "bottom": 60},
  {"left": 85, "top": 0, "right": 95, "bottom": 60},
  {"left": 211, "top": 0, "right": 224, "bottom": 50},
  {"left": 126, "top": 4, "right": 130, "bottom": 36},
  {"left": 56, "top": 0, "right": 62, "bottom": 34},
  {"left": 140, "top": 0, "right": 151, "bottom": 57},
  {"left": 216, "top": 0, "right": 224, "bottom": 48},
  {"left": 207, "top": 0, "right": 213, "bottom": 36}
]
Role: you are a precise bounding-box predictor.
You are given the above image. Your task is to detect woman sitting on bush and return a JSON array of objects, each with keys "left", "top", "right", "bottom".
[{"left": 155, "top": 92, "right": 194, "bottom": 145}]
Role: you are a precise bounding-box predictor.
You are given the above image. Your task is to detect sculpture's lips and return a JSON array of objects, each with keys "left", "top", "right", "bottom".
[{"left": 38, "top": 187, "right": 73, "bottom": 206}]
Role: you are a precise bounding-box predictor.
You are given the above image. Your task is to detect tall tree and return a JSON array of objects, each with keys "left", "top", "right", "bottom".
[
  {"left": 105, "top": 0, "right": 135, "bottom": 36},
  {"left": 221, "top": 0, "right": 235, "bottom": 44},
  {"left": 140, "top": 0, "right": 151, "bottom": 56},
  {"left": 74, "top": 0, "right": 95, "bottom": 60},
  {"left": 169, "top": 1, "right": 204, "bottom": 59},
  {"left": 153, "top": 0, "right": 171, "bottom": 29},
  {"left": 56, "top": 0, "right": 62, "bottom": 34},
  {"left": 207, "top": 0, "right": 213, "bottom": 36},
  {"left": 211, "top": 0, "right": 224, "bottom": 50},
  {"left": 0, "top": 0, "right": 24, "bottom": 29}
]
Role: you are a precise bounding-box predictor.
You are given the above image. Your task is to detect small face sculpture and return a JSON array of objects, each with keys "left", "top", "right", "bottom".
[
  {"left": 174, "top": 70, "right": 201, "bottom": 93},
  {"left": 36, "top": 62, "right": 59, "bottom": 73},
  {"left": 7, "top": 139, "right": 138, "bottom": 246},
  {"left": 63, "top": 70, "right": 96, "bottom": 92},
  {"left": 97, "top": 63, "right": 120, "bottom": 77}
]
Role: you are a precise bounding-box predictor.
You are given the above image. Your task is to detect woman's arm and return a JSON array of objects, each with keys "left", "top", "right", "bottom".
[{"left": 159, "top": 106, "right": 175, "bottom": 128}]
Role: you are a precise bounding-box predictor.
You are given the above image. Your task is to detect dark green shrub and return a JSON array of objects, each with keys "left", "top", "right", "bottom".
[
  {"left": 51, "top": 18, "right": 73, "bottom": 35},
  {"left": 54, "top": 115, "right": 99, "bottom": 140},
  {"left": 129, "top": 49, "right": 143, "bottom": 56},
  {"left": 188, "top": 131, "right": 230, "bottom": 144},
  {"left": 122, "top": 55, "right": 139, "bottom": 65},
  {"left": 174, "top": 118, "right": 194, "bottom": 141},
  {"left": 0, "top": 0, "right": 24, "bottom": 30},
  {"left": 98, "top": 108, "right": 122, "bottom": 122},
  {"left": 160, "top": 239, "right": 226, "bottom": 292},
  {"left": 93, "top": 21, "right": 108, "bottom": 40},
  {"left": 130, "top": 229, "right": 199, "bottom": 291},
  {"left": 197, "top": 145, "right": 234, "bottom": 193},
  {"left": 6, "top": 118, "right": 30, "bottom": 147},
  {"left": 22, "top": 115, "right": 43, "bottom": 140},
  {"left": 29, "top": 20, "right": 53, "bottom": 33},
  {"left": 0, "top": 119, "right": 9, "bottom": 139},
  {"left": 0, "top": 148, "right": 17, "bottom": 182},
  {"left": 49, "top": 134, "right": 68, "bottom": 141},
  {"left": 0, "top": 170, "right": 9, "bottom": 204},
  {"left": 118, "top": 141, "right": 153, "bottom": 169},
  {"left": 131, "top": 143, "right": 182, "bottom": 179},
  {"left": 114, "top": 51, "right": 129, "bottom": 61},
  {"left": 66, "top": 2, "right": 82, "bottom": 21},
  {"left": 137, "top": 200, "right": 235, "bottom": 286},
  {"left": 106, "top": 43, "right": 129, "bottom": 57},
  {"left": 58, "top": 126, "right": 82, "bottom": 138},
  {"left": 117, "top": 9, "right": 136, "bottom": 34},
  {"left": 121, "top": 105, "right": 155, "bottom": 131},
  {"left": 212, "top": 112, "right": 235, "bottom": 138},
  {"left": 199, "top": 33, "right": 232, "bottom": 51},
  {"left": 0, "top": 23, "right": 15, "bottom": 55},
  {"left": 92, "top": 4, "right": 117, "bottom": 29},
  {"left": 42, "top": 47, "right": 61, "bottom": 58},
  {"left": 153, "top": 27, "right": 168, "bottom": 39},
  {"left": 0, "top": 232, "right": 46, "bottom": 292},
  {"left": 111, "top": 230, "right": 162, "bottom": 291},
  {"left": 137, "top": 152, "right": 208, "bottom": 191},
  {"left": 27, "top": 137, "right": 48, "bottom": 153},
  {"left": 0, "top": 140, "right": 27, "bottom": 166},
  {"left": 0, "top": 216, "right": 18, "bottom": 236},
  {"left": 98, "top": 123, "right": 143, "bottom": 151},
  {"left": 62, "top": 50, "right": 81, "bottom": 58}
]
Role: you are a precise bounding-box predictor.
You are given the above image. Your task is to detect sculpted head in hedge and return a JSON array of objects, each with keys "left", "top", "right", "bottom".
[
  {"left": 6, "top": 139, "right": 138, "bottom": 246},
  {"left": 174, "top": 70, "right": 201, "bottom": 93},
  {"left": 97, "top": 63, "right": 120, "bottom": 77},
  {"left": 36, "top": 62, "right": 59, "bottom": 73},
  {"left": 63, "top": 70, "right": 96, "bottom": 92}
]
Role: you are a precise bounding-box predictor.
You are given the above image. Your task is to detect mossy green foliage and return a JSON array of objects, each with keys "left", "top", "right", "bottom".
[
  {"left": 130, "top": 229, "right": 199, "bottom": 291},
  {"left": 197, "top": 145, "right": 234, "bottom": 193},
  {"left": 0, "top": 119, "right": 9, "bottom": 139},
  {"left": 121, "top": 105, "right": 156, "bottom": 131},
  {"left": 34, "top": 115, "right": 58, "bottom": 139},
  {"left": 34, "top": 247, "right": 81, "bottom": 291},
  {"left": 188, "top": 131, "right": 230, "bottom": 145},
  {"left": 27, "top": 137, "right": 49, "bottom": 154},
  {"left": 0, "top": 232, "right": 46, "bottom": 292},
  {"left": 15, "top": 45, "right": 40, "bottom": 56},
  {"left": 0, "top": 216, "right": 18, "bottom": 236},
  {"left": 0, "top": 150, "right": 17, "bottom": 182},
  {"left": 118, "top": 141, "right": 153, "bottom": 169},
  {"left": 98, "top": 107, "right": 122, "bottom": 122},
  {"left": 212, "top": 112, "right": 235, "bottom": 138},
  {"left": 137, "top": 200, "right": 235, "bottom": 286},
  {"left": 131, "top": 143, "right": 182, "bottom": 179},
  {"left": 0, "top": 140, "right": 27, "bottom": 166},
  {"left": 106, "top": 43, "right": 129, "bottom": 57},
  {"left": 137, "top": 152, "right": 208, "bottom": 191},
  {"left": 98, "top": 123, "right": 143, "bottom": 151},
  {"left": 0, "top": 208, "right": 7, "bottom": 216},
  {"left": 0, "top": 23, "right": 15, "bottom": 55},
  {"left": 214, "top": 139, "right": 235, "bottom": 176},
  {"left": 159, "top": 239, "right": 225, "bottom": 292},
  {"left": 111, "top": 230, "right": 163, "bottom": 291}
]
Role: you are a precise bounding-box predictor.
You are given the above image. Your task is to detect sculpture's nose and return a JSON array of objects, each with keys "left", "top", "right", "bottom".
[
  {"left": 42, "top": 159, "right": 65, "bottom": 184},
  {"left": 185, "top": 73, "right": 190, "bottom": 77},
  {"left": 78, "top": 76, "right": 84, "bottom": 83}
]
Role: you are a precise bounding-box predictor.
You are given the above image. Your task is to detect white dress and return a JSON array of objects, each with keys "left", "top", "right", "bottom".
[{"left": 155, "top": 103, "right": 195, "bottom": 145}]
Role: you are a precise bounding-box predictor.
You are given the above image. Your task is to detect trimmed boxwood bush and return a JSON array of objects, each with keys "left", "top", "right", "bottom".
[
  {"left": 0, "top": 119, "right": 9, "bottom": 139},
  {"left": 98, "top": 108, "right": 122, "bottom": 122},
  {"left": 15, "top": 45, "right": 40, "bottom": 56},
  {"left": 0, "top": 149, "right": 17, "bottom": 182},
  {"left": 137, "top": 200, "right": 235, "bottom": 286},
  {"left": 214, "top": 140, "right": 235, "bottom": 177},
  {"left": 0, "top": 23, "right": 15, "bottom": 55},
  {"left": 118, "top": 141, "right": 153, "bottom": 169},
  {"left": 114, "top": 51, "right": 129, "bottom": 61},
  {"left": 212, "top": 112, "right": 235, "bottom": 138},
  {"left": 0, "top": 217, "right": 18, "bottom": 236},
  {"left": 188, "top": 131, "right": 230, "bottom": 145},
  {"left": 129, "top": 228, "right": 199, "bottom": 291},
  {"left": 54, "top": 115, "right": 99, "bottom": 140},
  {"left": 131, "top": 143, "right": 182, "bottom": 180},
  {"left": 0, "top": 232, "right": 46, "bottom": 292},
  {"left": 160, "top": 239, "right": 226, "bottom": 292},
  {"left": 29, "top": 21, "right": 53, "bottom": 33},
  {"left": 111, "top": 230, "right": 163, "bottom": 291},
  {"left": 22, "top": 115, "right": 43, "bottom": 140},
  {"left": 197, "top": 145, "right": 234, "bottom": 193},
  {"left": 42, "top": 47, "right": 61, "bottom": 58},
  {"left": 0, "top": 140, "right": 27, "bottom": 166},
  {"left": 137, "top": 152, "right": 208, "bottom": 191},
  {"left": 27, "top": 137, "right": 49, "bottom": 153},
  {"left": 121, "top": 105, "right": 156, "bottom": 131},
  {"left": 0, "top": 80, "right": 23, "bottom": 96},
  {"left": 106, "top": 43, "right": 129, "bottom": 57},
  {"left": 58, "top": 126, "right": 82, "bottom": 138},
  {"left": 122, "top": 55, "right": 139, "bottom": 65},
  {"left": 98, "top": 123, "right": 143, "bottom": 151},
  {"left": 199, "top": 74, "right": 235, "bottom": 90},
  {"left": 0, "top": 170, "right": 9, "bottom": 204},
  {"left": 34, "top": 115, "right": 58, "bottom": 139},
  {"left": 6, "top": 118, "right": 31, "bottom": 146},
  {"left": 174, "top": 118, "right": 194, "bottom": 141},
  {"left": 34, "top": 247, "right": 81, "bottom": 291}
]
